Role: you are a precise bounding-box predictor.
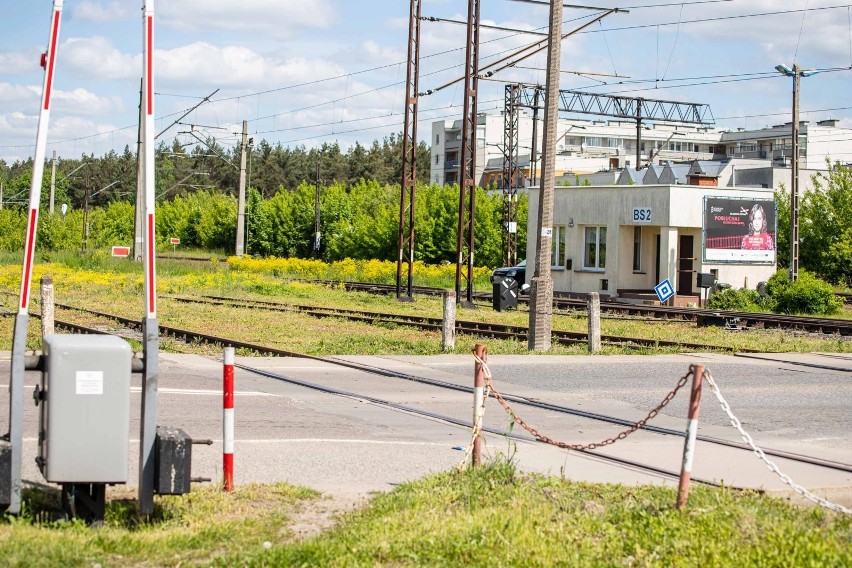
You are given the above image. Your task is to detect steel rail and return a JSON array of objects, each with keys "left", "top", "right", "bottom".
[
  {"left": 165, "top": 295, "right": 752, "bottom": 352},
  {"left": 46, "top": 302, "right": 852, "bottom": 474}
]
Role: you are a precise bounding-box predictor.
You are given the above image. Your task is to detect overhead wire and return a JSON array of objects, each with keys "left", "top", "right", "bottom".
[{"left": 7, "top": 2, "right": 852, "bottom": 154}]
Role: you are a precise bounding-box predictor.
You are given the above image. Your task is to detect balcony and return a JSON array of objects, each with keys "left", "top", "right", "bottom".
[{"left": 444, "top": 159, "right": 460, "bottom": 171}]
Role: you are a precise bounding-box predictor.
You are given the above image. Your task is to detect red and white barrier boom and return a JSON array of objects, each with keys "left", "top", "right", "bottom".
[
  {"left": 5, "top": 0, "right": 64, "bottom": 515},
  {"left": 138, "top": 0, "right": 160, "bottom": 515}
]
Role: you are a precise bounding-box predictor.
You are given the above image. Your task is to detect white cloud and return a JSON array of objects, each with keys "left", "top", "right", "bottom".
[
  {"left": 0, "top": 83, "right": 41, "bottom": 104},
  {"left": 72, "top": 1, "right": 133, "bottom": 23},
  {"left": 156, "top": 42, "right": 347, "bottom": 91},
  {"left": 61, "top": 37, "right": 139, "bottom": 80},
  {"left": 52, "top": 88, "right": 124, "bottom": 116},
  {"left": 159, "top": 0, "right": 335, "bottom": 35},
  {"left": 0, "top": 49, "right": 42, "bottom": 75}
]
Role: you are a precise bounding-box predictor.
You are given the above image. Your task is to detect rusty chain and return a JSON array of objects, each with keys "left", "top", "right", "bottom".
[{"left": 473, "top": 354, "right": 695, "bottom": 451}]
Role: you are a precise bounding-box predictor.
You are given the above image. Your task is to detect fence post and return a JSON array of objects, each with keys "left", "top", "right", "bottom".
[
  {"left": 587, "top": 292, "right": 601, "bottom": 353},
  {"left": 40, "top": 275, "right": 54, "bottom": 337},
  {"left": 676, "top": 364, "right": 704, "bottom": 510},
  {"left": 442, "top": 290, "right": 457, "bottom": 352},
  {"left": 472, "top": 343, "right": 487, "bottom": 467},
  {"left": 223, "top": 347, "right": 235, "bottom": 492}
]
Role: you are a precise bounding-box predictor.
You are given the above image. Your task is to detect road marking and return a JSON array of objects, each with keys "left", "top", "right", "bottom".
[{"left": 0, "top": 384, "right": 277, "bottom": 397}]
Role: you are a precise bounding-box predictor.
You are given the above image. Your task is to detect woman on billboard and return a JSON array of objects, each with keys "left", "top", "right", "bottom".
[{"left": 741, "top": 203, "right": 774, "bottom": 250}]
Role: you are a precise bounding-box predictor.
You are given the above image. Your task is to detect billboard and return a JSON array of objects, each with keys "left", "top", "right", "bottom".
[{"left": 703, "top": 196, "right": 777, "bottom": 263}]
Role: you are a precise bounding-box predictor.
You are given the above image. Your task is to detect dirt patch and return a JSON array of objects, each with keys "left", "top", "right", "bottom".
[{"left": 286, "top": 493, "right": 366, "bottom": 541}]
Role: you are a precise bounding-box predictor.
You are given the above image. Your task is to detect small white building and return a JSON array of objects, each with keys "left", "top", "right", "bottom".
[{"left": 525, "top": 184, "right": 778, "bottom": 304}]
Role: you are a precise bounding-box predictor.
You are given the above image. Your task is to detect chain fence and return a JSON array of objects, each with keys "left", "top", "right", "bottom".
[
  {"left": 704, "top": 370, "right": 852, "bottom": 516},
  {"left": 471, "top": 354, "right": 696, "bottom": 451}
]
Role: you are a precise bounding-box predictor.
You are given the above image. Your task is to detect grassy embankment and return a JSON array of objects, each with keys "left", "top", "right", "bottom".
[{"left": 1, "top": 460, "right": 849, "bottom": 567}]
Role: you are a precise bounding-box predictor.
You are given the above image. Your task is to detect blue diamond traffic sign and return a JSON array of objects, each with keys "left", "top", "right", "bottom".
[{"left": 655, "top": 278, "right": 675, "bottom": 303}]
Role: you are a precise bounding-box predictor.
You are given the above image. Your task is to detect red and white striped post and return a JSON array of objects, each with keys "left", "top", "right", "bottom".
[
  {"left": 676, "top": 364, "right": 704, "bottom": 510},
  {"left": 472, "top": 343, "right": 487, "bottom": 467},
  {"left": 223, "top": 347, "right": 235, "bottom": 492}
]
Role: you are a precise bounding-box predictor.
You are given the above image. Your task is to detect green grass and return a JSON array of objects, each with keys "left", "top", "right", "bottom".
[
  {"left": 4, "top": 462, "right": 849, "bottom": 567},
  {"left": 0, "top": 257, "right": 850, "bottom": 355}
]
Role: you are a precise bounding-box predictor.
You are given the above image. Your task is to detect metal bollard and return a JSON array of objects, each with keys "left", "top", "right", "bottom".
[
  {"left": 472, "top": 343, "right": 487, "bottom": 467},
  {"left": 442, "top": 290, "right": 456, "bottom": 352},
  {"left": 40, "top": 275, "right": 54, "bottom": 337},
  {"left": 676, "top": 364, "right": 704, "bottom": 510},
  {"left": 223, "top": 347, "right": 235, "bottom": 492},
  {"left": 587, "top": 292, "right": 601, "bottom": 353}
]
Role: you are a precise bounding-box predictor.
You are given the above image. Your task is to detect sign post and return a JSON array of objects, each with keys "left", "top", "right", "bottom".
[
  {"left": 169, "top": 237, "right": 179, "bottom": 253},
  {"left": 655, "top": 278, "right": 675, "bottom": 304}
]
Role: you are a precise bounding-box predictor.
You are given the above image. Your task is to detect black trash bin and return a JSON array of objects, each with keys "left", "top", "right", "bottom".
[{"left": 492, "top": 277, "right": 519, "bottom": 311}]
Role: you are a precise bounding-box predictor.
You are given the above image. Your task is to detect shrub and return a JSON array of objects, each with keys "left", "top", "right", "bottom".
[
  {"left": 766, "top": 270, "right": 843, "bottom": 315},
  {"left": 706, "top": 288, "right": 762, "bottom": 312}
]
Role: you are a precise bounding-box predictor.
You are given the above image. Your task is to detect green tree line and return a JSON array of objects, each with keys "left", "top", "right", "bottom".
[
  {"left": 0, "top": 180, "right": 527, "bottom": 269},
  {"left": 0, "top": 133, "right": 429, "bottom": 212}
]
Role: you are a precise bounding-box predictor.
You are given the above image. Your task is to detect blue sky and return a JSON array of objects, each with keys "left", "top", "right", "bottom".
[{"left": 2, "top": 0, "right": 851, "bottom": 165}]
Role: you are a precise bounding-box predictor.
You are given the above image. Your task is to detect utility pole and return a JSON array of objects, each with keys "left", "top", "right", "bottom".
[
  {"left": 530, "top": 89, "right": 540, "bottom": 186},
  {"left": 314, "top": 162, "right": 321, "bottom": 252},
  {"left": 0, "top": 182, "right": 3, "bottom": 210},
  {"left": 790, "top": 65, "right": 801, "bottom": 282},
  {"left": 774, "top": 62, "right": 815, "bottom": 281},
  {"left": 635, "top": 99, "right": 643, "bottom": 170},
  {"left": 528, "top": 0, "right": 563, "bottom": 351},
  {"left": 49, "top": 150, "right": 56, "bottom": 214},
  {"left": 236, "top": 120, "right": 248, "bottom": 257},
  {"left": 82, "top": 170, "right": 91, "bottom": 252},
  {"left": 454, "top": 0, "right": 480, "bottom": 308},
  {"left": 133, "top": 78, "right": 144, "bottom": 262},
  {"left": 396, "top": 0, "right": 421, "bottom": 301}
]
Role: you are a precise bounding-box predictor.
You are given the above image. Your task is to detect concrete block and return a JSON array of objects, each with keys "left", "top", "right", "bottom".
[{"left": 155, "top": 427, "right": 192, "bottom": 495}]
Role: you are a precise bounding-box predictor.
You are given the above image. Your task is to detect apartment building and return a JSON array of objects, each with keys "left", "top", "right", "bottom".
[{"left": 431, "top": 114, "right": 852, "bottom": 188}]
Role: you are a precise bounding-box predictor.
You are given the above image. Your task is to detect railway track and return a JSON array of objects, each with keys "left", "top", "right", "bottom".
[
  {"left": 294, "top": 280, "right": 852, "bottom": 336},
  {"left": 163, "top": 294, "right": 755, "bottom": 353},
  {"left": 37, "top": 304, "right": 852, "bottom": 479},
  {"left": 156, "top": 256, "right": 852, "bottom": 331}
]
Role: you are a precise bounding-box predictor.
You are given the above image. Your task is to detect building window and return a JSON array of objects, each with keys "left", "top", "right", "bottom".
[
  {"left": 632, "top": 226, "right": 641, "bottom": 272},
  {"left": 708, "top": 145, "right": 715, "bottom": 154},
  {"left": 551, "top": 225, "right": 566, "bottom": 268},
  {"left": 583, "top": 226, "right": 607, "bottom": 270},
  {"left": 435, "top": 154, "right": 439, "bottom": 165}
]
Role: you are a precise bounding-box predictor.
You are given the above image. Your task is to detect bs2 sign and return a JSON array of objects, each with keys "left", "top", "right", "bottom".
[{"left": 633, "top": 207, "right": 652, "bottom": 223}]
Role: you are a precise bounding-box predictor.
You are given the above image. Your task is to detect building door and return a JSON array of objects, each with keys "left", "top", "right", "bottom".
[{"left": 677, "top": 235, "right": 695, "bottom": 295}]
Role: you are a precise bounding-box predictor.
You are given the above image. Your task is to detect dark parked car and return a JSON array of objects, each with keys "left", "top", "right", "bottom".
[{"left": 490, "top": 259, "right": 526, "bottom": 286}]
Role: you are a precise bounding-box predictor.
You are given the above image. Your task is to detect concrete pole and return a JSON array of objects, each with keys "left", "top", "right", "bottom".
[
  {"left": 789, "top": 65, "right": 800, "bottom": 282},
  {"left": 528, "top": 0, "right": 562, "bottom": 351},
  {"left": 49, "top": 151, "right": 56, "bottom": 214},
  {"left": 587, "top": 292, "right": 601, "bottom": 353},
  {"left": 236, "top": 120, "right": 248, "bottom": 257},
  {"left": 40, "top": 275, "right": 54, "bottom": 337},
  {"left": 442, "top": 290, "right": 457, "bottom": 352},
  {"left": 0, "top": 182, "right": 3, "bottom": 210}
]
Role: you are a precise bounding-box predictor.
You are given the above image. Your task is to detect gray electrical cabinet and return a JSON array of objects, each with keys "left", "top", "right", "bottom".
[{"left": 38, "top": 335, "right": 132, "bottom": 483}]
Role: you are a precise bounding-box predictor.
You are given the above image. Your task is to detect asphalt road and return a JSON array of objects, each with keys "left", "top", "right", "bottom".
[{"left": 1, "top": 350, "right": 850, "bottom": 507}]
